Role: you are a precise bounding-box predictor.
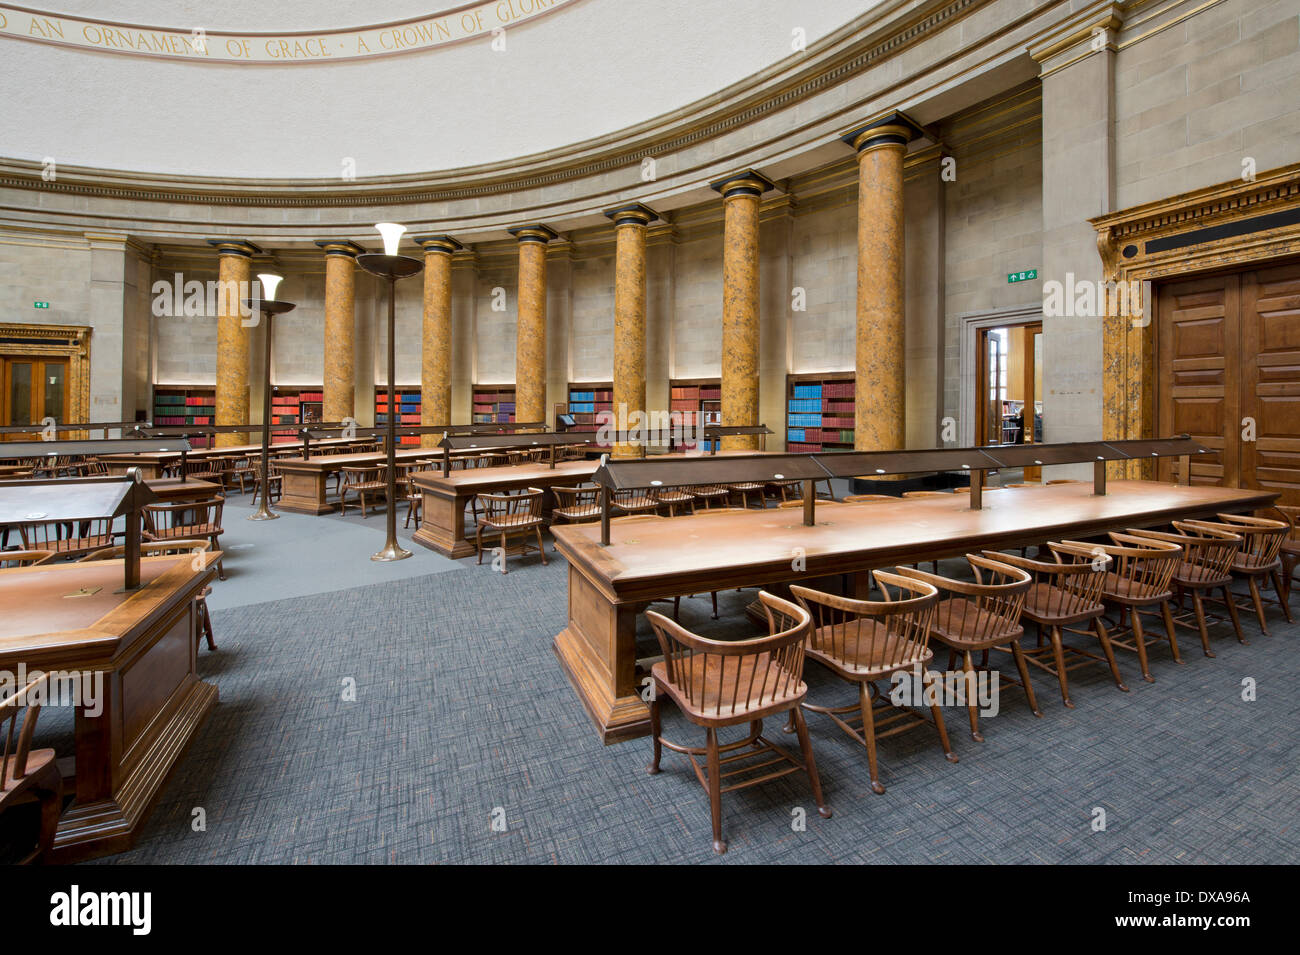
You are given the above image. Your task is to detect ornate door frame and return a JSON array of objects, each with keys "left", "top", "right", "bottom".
[
  {"left": 0, "top": 323, "right": 92, "bottom": 427},
  {"left": 1092, "top": 162, "right": 1300, "bottom": 478}
]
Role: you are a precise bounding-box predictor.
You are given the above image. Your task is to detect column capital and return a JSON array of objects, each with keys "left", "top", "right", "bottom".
[
  {"left": 507, "top": 224, "right": 558, "bottom": 244},
  {"left": 205, "top": 238, "right": 263, "bottom": 257},
  {"left": 603, "top": 202, "right": 659, "bottom": 227},
  {"left": 313, "top": 239, "right": 364, "bottom": 257},
  {"left": 840, "top": 110, "right": 926, "bottom": 153},
  {"left": 709, "top": 169, "right": 774, "bottom": 200},
  {"left": 413, "top": 234, "right": 465, "bottom": 255}
]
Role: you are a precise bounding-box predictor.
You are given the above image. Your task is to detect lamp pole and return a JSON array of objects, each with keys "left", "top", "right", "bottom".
[
  {"left": 357, "top": 224, "right": 423, "bottom": 561},
  {"left": 243, "top": 275, "right": 295, "bottom": 521}
]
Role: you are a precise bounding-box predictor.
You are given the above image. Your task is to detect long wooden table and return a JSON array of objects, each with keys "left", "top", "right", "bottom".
[
  {"left": 550, "top": 480, "right": 1278, "bottom": 744},
  {"left": 412, "top": 459, "right": 600, "bottom": 558},
  {"left": 145, "top": 477, "right": 223, "bottom": 503},
  {"left": 275, "top": 446, "right": 443, "bottom": 514},
  {"left": 0, "top": 554, "right": 219, "bottom": 861},
  {"left": 100, "top": 437, "right": 374, "bottom": 479}
]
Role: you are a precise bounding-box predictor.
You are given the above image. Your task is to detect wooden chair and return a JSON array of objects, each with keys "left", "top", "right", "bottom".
[
  {"left": 226, "top": 455, "right": 258, "bottom": 494},
  {"left": 0, "top": 550, "right": 53, "bottom": 568},
  {"left": 611, "top": 487, "right": 659, "bottom": 516},
  {"left": 843, "top": 494, "right": 896, "bottom": 504},
  {"left": 474, "top": 488, "right": 547, "bottom": 573},
  {"left": 650, "top": 485, "right": 696, "bottom": 516},
  {"left": 338, "top": 465, "right": 387, "bottom": 517},
  {"left": 646, "top": 591, "right": 829, "bottom": 854},
  {"left": 0, "top": 671, "right": 62, "bottom": 864},
  {"left": 253, "top": 459, "right": 282, "bottom": 504},
  {"left": 1278, "top": 504, "right": 1299, "bottom": 608},
  {"left": 687, "top": 484, "right": 731, "bottom": 509},
  {"left": 143, "top": 497, "right": 226, "bottom": 580},
  {"left": 1125, "top": 522, "right": 1246, "bottom": 653},
  {"left": 982, "top": 542, "right": 1125, "bottom": 708},
  {"left": 80, "top": 541, "right": 217, "bottom": 650},
  {"left": 896, "top": 555, "right": 1036, "bottom": 741},
  {"left": 402, "top": 473, "right": 423, "bottom": 529},
  {"left": 183, "top": 455, "right": 226, "bottom": 487},
  {"left": 551, "top": 485, "right": 602, "bottom": 525},
  {"left": 902, "top": 490, "right": 948, "bottom": 498},
  {"left": 1060, "top": 533, "right": 1182, "bottom": 684},
  {"left": 19, "top": 517, "right": 115, "bottom": 561},
  {"left": 1185, "top": 514, "right": 1293, "bottom": 636},
  {"left": 791, "top": 572, "right": 955, "bottom": 794},
  {"left": 726, "top": 481, "right": 767, "bottom": 509},
  {"left": 1046, "top": 479, "right": 1082, "bottom": 485}
]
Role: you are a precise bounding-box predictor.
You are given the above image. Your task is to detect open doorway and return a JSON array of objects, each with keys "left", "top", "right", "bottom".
[{"left": 975, "top": 320, "right": 1042, "bottom": 479}]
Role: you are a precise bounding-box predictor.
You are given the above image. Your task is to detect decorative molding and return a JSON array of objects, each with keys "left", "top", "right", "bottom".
[{"left": 0, "top": 1, "right": 577, "bottom": 64}]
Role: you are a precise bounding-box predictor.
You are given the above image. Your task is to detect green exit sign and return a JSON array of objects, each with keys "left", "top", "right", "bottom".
[
  {"left": 33, "top": 301, "right": 49, "bottom": 309},
  {"left": 1007, "top": 270, "right": 1038, "bottom": 283}
]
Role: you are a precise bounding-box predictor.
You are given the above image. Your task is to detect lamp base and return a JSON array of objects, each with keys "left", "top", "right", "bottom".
[
  {"left": 248, "top": 509, "right": 280, "bottom": 521},
  {"left": 371, "top": 543, "right": 412, "bottom": 562}
]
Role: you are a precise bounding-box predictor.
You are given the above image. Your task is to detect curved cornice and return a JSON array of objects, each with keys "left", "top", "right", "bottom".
[{"left": 0, "top": 0, "right": 982, "bottom": 208}]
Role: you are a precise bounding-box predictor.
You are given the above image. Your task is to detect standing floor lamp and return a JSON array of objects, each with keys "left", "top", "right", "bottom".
[
  {"left": 243, "top": 273, "right": 295, "bottom": 521},
  {"left": 357, "top": 223, "right": 423, "bottom": 561}
]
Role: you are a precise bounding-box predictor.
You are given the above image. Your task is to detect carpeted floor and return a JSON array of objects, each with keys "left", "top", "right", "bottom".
[{"left": 25, "top": 494, "right": 1300, "bottom": 864}]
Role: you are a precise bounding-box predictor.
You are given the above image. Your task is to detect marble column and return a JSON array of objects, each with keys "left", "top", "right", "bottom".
[
  {"left": 604, "top": 203, "right": 658, "bottom": 457},
  {"left": 207, "top": 239, "right": 261, "bottom": 447},
  {"left": 415, "top": 235, "right": 464, "bottom": 447},
  {"left": 507, "top": 224, "right": 557, "bottom": 426},
  {"left": 314, "top": 240, "right": 362, "bottom": 425},
  {"left": 709, "top": 170, "right": 773, "bottom": 451},
  {"left": 842, "top": 113, "right": 923, "bottom": 452}
]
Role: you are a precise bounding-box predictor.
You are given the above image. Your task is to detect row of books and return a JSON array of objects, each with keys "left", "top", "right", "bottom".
[
  {"left": 153, "top": 415, "right": 212, "bottom": 426},
  {"left": 788, "top": 428, "right": 855, "bottom": 444}
]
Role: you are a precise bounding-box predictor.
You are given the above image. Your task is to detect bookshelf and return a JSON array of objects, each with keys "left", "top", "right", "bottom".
[
  {"left": 785, "top": 372, "right": 855, "bottom": 453},
  {"left": 270, "top": 387, "right": 323, "bottom": 444},
  {"left": 565, "top": 382, "right": 613, "bottom": 447},
  {"left": 472, "top": 385, "right": 516, "bottom": 425},
  {"left": 669, "top": 378, "right": 721, "bottom": 452},
  {"left": 375, "top": 387, "right": 422, "bottom": 446},
  {"left": 152, "top": 385, "right": 216, "bottom": 448}
]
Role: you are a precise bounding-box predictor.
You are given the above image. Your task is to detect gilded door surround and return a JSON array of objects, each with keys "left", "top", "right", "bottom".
[
  {"left": 0, "top": 322, "right": 92, "bottom": 430},
  {"left": 1091, "top": 163, "right": 1300, "bottom": 477}
]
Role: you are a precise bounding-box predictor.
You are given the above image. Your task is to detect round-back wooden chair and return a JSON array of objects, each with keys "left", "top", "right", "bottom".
[
  {"left": 1184, "top": 513, "right": 1292, "bottom": 636},
  {"left": 645, "top": 590, "right": 828, "bottom": 854},
  {"left": 791, "top": 572, "right": 953, "bottom": 794},
  {"left": 896, "top": 554, "right": 1036, "bottom": 741},
  {"left": 337, "top": 465, "right": 387, "bottom": 517},
  {"left": 1277, "top": 504, "right": 1299, "bottom": 608},
  {"left": 980, "top": 542, "right": 1124, "bottom": 708},
  {"left": 142, "top": 496, "right": 226, "bottom": 580},
  {"left": 1059, "top": 532, "right": 1183, "bottom": 683},
  {"left": 0, "top": 671, "right": 62, "bottom": 864},
  {"left": 1125, "top": 522, "right": 1245, "bottom": 652},
  {"left": 551, "top": 485, "right": 602, "bottom": 526},
  {"left": 650, "top": 485, "right": 696, "bottom": 517},
  {"left": 474, "top": 488, "right": 547, "bottom": 573},
  {"left": 611, "top": 487, "right": 658, "bottom": 516}
]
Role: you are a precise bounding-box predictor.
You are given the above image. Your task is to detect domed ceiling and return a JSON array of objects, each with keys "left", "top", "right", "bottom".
[{"left": 0, "top": 0, "right": 874, "bottom": 179}]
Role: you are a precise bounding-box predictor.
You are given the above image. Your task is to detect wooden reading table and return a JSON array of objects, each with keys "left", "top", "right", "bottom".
[
  {"left": 0, "top": 554, "right": 220, "bottom": 861},
  {"left": 550, "top": 480, "right": 1277, "bottom": 744},
  {"left": 99, "top": 437, "right": 372, "bottom": 479},
  {"left": 276, "top": 446, "right": 448, "bottom": 514}
]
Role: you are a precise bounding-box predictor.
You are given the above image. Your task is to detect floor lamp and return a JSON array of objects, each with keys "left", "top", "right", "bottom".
[
  {"left": 357, "top": 223, "right": 423, "bottom": 561},
  {"left": 243, "top": 273, "right": 295, "bottom": 521}
]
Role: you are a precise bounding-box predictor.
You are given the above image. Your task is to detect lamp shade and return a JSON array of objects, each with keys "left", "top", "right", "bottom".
[
  {"left": 257, "top": 272, "right": 283, "bottom": 301},
  {"left": 375, "top": 222, "right": 406, "bottom": 256}
]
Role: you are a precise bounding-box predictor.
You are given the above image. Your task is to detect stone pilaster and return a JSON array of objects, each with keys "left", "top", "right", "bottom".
[
  {"left": 604, "top": 203, "right": 658, "bottom": 457},
  {"left": 710, "top": 171, "right": 773, "bottom": 451},
  {"left": 415, "top": 235, "right": 463, "bottom": 446},
  {"left": 841, "top": 113, "right": 924, "bottom": 452},
  {"left": 507, "top": 224, "right": 557, "bottom": 426},
  {"left": 207, "top": 239, "right": 261, "bottom": 447},
  {"left": 314, "top": 240, "right": 362, "bottom": 425}
]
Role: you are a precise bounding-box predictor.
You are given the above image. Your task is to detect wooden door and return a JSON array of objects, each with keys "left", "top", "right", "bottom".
[
  {"left": 1, "top": 356, "right": 70, "bottom": 440},
  {"left": 1156, "top": 260, "right": 1300, "bottom": 506},
  {"left": 1241, "top": 262, "right": 1300, "bottom": 506}
]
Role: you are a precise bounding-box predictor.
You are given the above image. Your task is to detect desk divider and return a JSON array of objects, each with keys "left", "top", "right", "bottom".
[{"left": 589, "top": 435, "right": 1211, "bottom": 545}]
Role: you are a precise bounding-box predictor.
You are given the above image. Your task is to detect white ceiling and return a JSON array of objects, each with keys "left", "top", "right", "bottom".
[{"left": 0, "top": 0, "right": 874, "bottom": 179}]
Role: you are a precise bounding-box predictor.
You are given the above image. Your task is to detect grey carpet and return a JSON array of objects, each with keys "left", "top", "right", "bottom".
[{"left": 21, "top": 493, "right": 1300, "bottom": 864}]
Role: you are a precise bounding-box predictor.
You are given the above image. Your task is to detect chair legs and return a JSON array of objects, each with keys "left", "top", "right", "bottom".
[
  {"left": 789, "top": 706, "right": 830, "bottom": 822},
  {"left": 705, "top": 727, "right": 725, "bottom": 854},
  {"left": 857, "top": 682, "right": 884, "bottom": 795}
]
